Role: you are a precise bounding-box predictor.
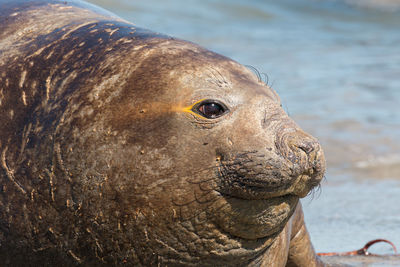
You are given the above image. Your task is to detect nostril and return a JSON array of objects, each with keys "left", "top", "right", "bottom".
[{"left": 298, "top": 141, "right": 315, "bottom": 155}]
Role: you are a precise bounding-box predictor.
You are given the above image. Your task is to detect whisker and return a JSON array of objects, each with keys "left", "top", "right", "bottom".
[
  {"left": 270, "top": 79, "right": 276, "bottom": 89},
  {"left": 306, "top": 180, "right": 323, "bottom": 201},
  {"left": 245, "top": 65, "right": 262, "bottom": 82},
  {"left": 213, "top": 67, "right": 228, "bottom": 85},
  {"left": 283, "top": 102, "right": 290, "bottom": 116},
  {"left": 261, "top": 72, "right": 269, "bottom": 86}
]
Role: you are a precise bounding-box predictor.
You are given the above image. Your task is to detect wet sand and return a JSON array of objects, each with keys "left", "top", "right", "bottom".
[{"left": 322, "top": 255, "right": 400, "bottom": 267}]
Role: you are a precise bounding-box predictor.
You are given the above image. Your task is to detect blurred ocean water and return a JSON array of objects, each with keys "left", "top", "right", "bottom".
[{"left": 87, "top": 0, "right": 400, "bottom": 260}]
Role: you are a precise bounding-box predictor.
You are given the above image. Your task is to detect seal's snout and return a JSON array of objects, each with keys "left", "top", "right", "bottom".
[
  {"left": 276, "top": 129, "right": 326, "bottom": 196},
  {"left": 289, "top": 135, "right": 322, "bottom": 164}
]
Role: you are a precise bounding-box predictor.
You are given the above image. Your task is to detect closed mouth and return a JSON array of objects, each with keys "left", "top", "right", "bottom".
[
  {"left": 218, "top": 180, "right": 298, "bottom": 200},
  {"left": 218, "top": 171, "right": 321, "bottom": 200},
  {"left": 220, "top": 189, "right": 296, "bottom": 201}
]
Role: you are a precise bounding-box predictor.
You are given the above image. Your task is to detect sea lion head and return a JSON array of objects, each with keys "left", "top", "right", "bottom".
[{"left": 48, "top": 36, "right": 325, "bottom": 264}]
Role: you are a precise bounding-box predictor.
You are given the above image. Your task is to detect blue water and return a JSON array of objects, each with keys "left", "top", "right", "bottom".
[{"left": 88, "top": 0, "right": 400, "bottom": 259}]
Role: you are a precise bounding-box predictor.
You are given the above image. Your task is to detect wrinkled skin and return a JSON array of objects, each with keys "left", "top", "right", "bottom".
[{"left": 0, "top": 1, "right": 326, "bottom": 266}]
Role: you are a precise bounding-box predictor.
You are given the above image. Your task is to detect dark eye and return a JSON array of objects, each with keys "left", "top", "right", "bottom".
[{"left": 193, "top": 100, "right": 229, "bottom": 119}]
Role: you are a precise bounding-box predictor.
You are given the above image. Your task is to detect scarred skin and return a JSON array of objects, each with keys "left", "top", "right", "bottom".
[{"left": 0, "top": 1, "right": 326, "bottom": 266}]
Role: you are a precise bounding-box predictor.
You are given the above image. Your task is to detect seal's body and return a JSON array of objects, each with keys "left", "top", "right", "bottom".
[{"left": 0, "top": 1, "right": 326, "bottom": 266}]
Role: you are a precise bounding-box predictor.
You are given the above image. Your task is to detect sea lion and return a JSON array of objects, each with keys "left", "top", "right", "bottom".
[{"left": 0, "top": 0, "right": 326, "bottom": 266}]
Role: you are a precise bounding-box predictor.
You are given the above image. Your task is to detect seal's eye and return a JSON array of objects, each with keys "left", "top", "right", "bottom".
[{"left": 193, "top": 100, "right": 228, "bottom": 119}]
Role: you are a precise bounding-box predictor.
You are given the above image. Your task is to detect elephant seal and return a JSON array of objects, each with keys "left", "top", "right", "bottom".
[{"left": 0, "top": 0, "right": 326, "bottom": 266}]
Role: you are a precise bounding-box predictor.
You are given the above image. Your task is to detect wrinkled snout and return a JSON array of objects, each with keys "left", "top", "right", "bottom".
[{"left": 275, "top": 129, "right": 326, "bottom": 197}]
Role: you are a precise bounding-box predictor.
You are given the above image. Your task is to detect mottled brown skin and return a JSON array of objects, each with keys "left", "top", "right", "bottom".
[{"left": 0, "top": 1, "right": 326, "bottom": 266}]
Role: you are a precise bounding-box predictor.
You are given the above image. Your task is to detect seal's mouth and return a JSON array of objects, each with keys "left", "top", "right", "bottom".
[
  {"left": 217, "top": 172, "right": 320, "bottom": 201},
  {"left": 215, "top": 151, "right": 324, "bottom": 201},
  {"left": 212, "top": 156, "right": 323, "bottom": 239}
]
